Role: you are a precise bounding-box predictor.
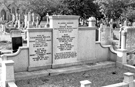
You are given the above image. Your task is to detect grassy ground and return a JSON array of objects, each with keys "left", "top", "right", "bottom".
[{"left": 15, "top": 67, "right": 133, "bottom": 87}]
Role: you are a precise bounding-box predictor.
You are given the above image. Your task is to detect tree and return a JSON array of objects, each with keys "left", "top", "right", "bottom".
[
  {"left": 25, "top": 0, "right": 101, "bottom": 21},
  {"left": 59, "top": 0, "right": 101, "bottom": 19},
  {"left": 26, "top": 0, "right": 62, "bottom": 22},
  {"left": 121, "top": 7, "right": 135, "bottom": 22},
  {"left": 93, "top": 0, "right": 130, "bottom": 20}
]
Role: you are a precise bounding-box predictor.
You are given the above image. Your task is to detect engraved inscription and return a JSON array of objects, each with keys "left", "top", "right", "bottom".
[
  {"left": 29, "top": 34, "right": 51, "bottom": 61},
  {"left": 54, "top": 21, "right": 77, "bottom": 60}
]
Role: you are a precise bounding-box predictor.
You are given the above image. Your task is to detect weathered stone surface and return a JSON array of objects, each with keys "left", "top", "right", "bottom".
[{"left": 27, "top": 28, "right": 52, "bottom": 70}]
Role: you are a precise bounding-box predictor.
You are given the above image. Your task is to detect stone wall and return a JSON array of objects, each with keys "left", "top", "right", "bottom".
[
  {"left": 0, "top": 15, "right": 117, "bottom": 72},
  {"left": 1, "top": 26, "right": 117, "bottom": 72}
]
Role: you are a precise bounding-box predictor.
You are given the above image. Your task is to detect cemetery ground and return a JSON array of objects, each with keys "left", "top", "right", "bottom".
[
  {"left": 0, "top": 29, "right": 124, "bottom": 87},
  {"left": 15, "top": 66, "right": 133, "bottom": 87}
]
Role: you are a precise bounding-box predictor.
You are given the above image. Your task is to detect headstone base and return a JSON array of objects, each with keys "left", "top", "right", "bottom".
[
  {"left": 52, "top": 62, "right": 79, "bottom": 68},
  {"left": 28, "top": 65, "right": 52, "bottom": 71}
]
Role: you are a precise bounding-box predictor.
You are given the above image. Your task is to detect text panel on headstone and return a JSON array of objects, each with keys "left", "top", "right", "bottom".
[{"left": 29, "top": 29, "right": 52, "bottom": 67}]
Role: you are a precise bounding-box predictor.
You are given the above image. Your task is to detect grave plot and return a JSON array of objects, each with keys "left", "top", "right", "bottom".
[
  {"left": 15, "top": 67, "right": 131, "bottom": 87},
  {"left": 124, "top": 28, "right": 135, "bottom": 65}
]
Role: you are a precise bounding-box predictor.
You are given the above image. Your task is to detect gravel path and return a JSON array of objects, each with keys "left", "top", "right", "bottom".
[{"left": 15, "top": 67, "right": 133, "bottom": 87}]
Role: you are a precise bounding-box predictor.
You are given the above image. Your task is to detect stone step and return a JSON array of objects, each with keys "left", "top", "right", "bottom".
[{"left": 15, "top": 61, "right": 115, "bottom": 81}]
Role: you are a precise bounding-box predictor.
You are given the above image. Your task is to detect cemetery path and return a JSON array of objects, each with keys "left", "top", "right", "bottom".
[{"left": 15, "top": 66, "right": 132, "bottom": 87}]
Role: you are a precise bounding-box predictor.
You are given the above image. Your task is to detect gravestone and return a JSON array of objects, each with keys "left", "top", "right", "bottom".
[
  {"left": 49, "top": 15, "right": 79, "bottom": 68},
  {"left": 12, "top": 14, "right": 15, "bottom": 22},
  {"left": 24, "top": 15, "right": 28, "bottom": 28},
  {"left": 132, "top": 22, "right": 135, "bottom": 26},
  {"left": 27, "top": 28, "right": 52, "bottom": 71},
  {"left": 0, "top": 25, "right": 3, "bottom": 33},
  {"left": 126, "top": 28, "right": 135, "bottom": 51},
  {"left": 126, "top": 28, "right": 135, "bottom": 65},
  {"left": 101, "top": 25, "right": 112, "bottom": 45},
  {"left": 10, "top": 30, "right": 22, "bottom": 53},
  {"left": 1, "top": 25, "right": 5, "bottom": 34},
  {"left": 36, "top": 16, "right": 39, "bottom": 28},
  {"left": 40, "top": 21, "right": 46, "bottom": 28},
  {"left": 46, "top": 13, "right": 49, "bottom": 27}
]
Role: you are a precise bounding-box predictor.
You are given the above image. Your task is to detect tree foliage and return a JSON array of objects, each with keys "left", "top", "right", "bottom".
[
  {"left": 94, "top": 0, "right": 135, "bottom": 21},
  {"left": 26, "top": 0, "right": 61, "bottom": 22},
  {"left": 121, "top": 7, "right": 135, "bottom": 22},
  {"left": 59, "top": 0, "right": 101, "bottom": 19},
  {"left": 122, "top": 0, "right": 135, "bottom": 21},
  {"left": 94, "top": 0, "right": 129, "bottom": 20},
  {"left": 26, "top": 0, "right": 101, "bottom": 20}
]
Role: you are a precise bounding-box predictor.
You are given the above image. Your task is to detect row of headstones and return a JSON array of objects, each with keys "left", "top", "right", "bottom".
[
  {"left": 11, "top": 12, "right": 38, "bottom": 29},
  {"left": 11, "top": 13, "right": 102, "bottom": 30},
  {"left": 96, "top": 19, "right": 135, "bottom": 71},
  {"left": 8, "top": 16, "right": 96, "bottom": 54},
  {"left": 97, "top": 19, "right": 130, "bottom": 50},
  {"left": 11, "top": 12, "right": 50, "bottom": 29},
  {"left": 9, "top": 17, "right": 125, "bottom": 54}
]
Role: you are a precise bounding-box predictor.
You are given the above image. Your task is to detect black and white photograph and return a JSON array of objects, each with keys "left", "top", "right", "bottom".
[{"left": 0, "top": 0, "right": 135, "bottom": 87}]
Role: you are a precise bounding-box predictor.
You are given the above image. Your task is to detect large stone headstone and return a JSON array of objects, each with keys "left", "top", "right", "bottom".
[
  {"left": 27, "top": 28, "right": 52, "bottom": 71},
  {"left": 49, "top": 15, "right": 79, "bottom": 68},
  {"left": 10, "top": 30, "right": 22, "bottom": 53}
]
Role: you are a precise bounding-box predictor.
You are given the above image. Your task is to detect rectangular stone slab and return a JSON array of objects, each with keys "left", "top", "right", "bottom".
[
  {"left": 49, "top": 15, "right": 79, "bottom": 67},
  {"left": 27, "top": 29, "right": 52, "bottom": 71}
]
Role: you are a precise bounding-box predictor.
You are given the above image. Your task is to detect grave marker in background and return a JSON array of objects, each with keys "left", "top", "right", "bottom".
[
  {"left": 101, "top": 25, "right": 112, "bottom": 45},
  {"left": 10, "top": 30, "right": 22, "bottom": 53},
  {"left": 125, "top": 28, "right": 135, "bottom": 65},
  {"left": 0, "top": 25, "right": 3, "bottom": 33},
  {"left": 126, "top": 28, "right": 135, "bottom": 51}
]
